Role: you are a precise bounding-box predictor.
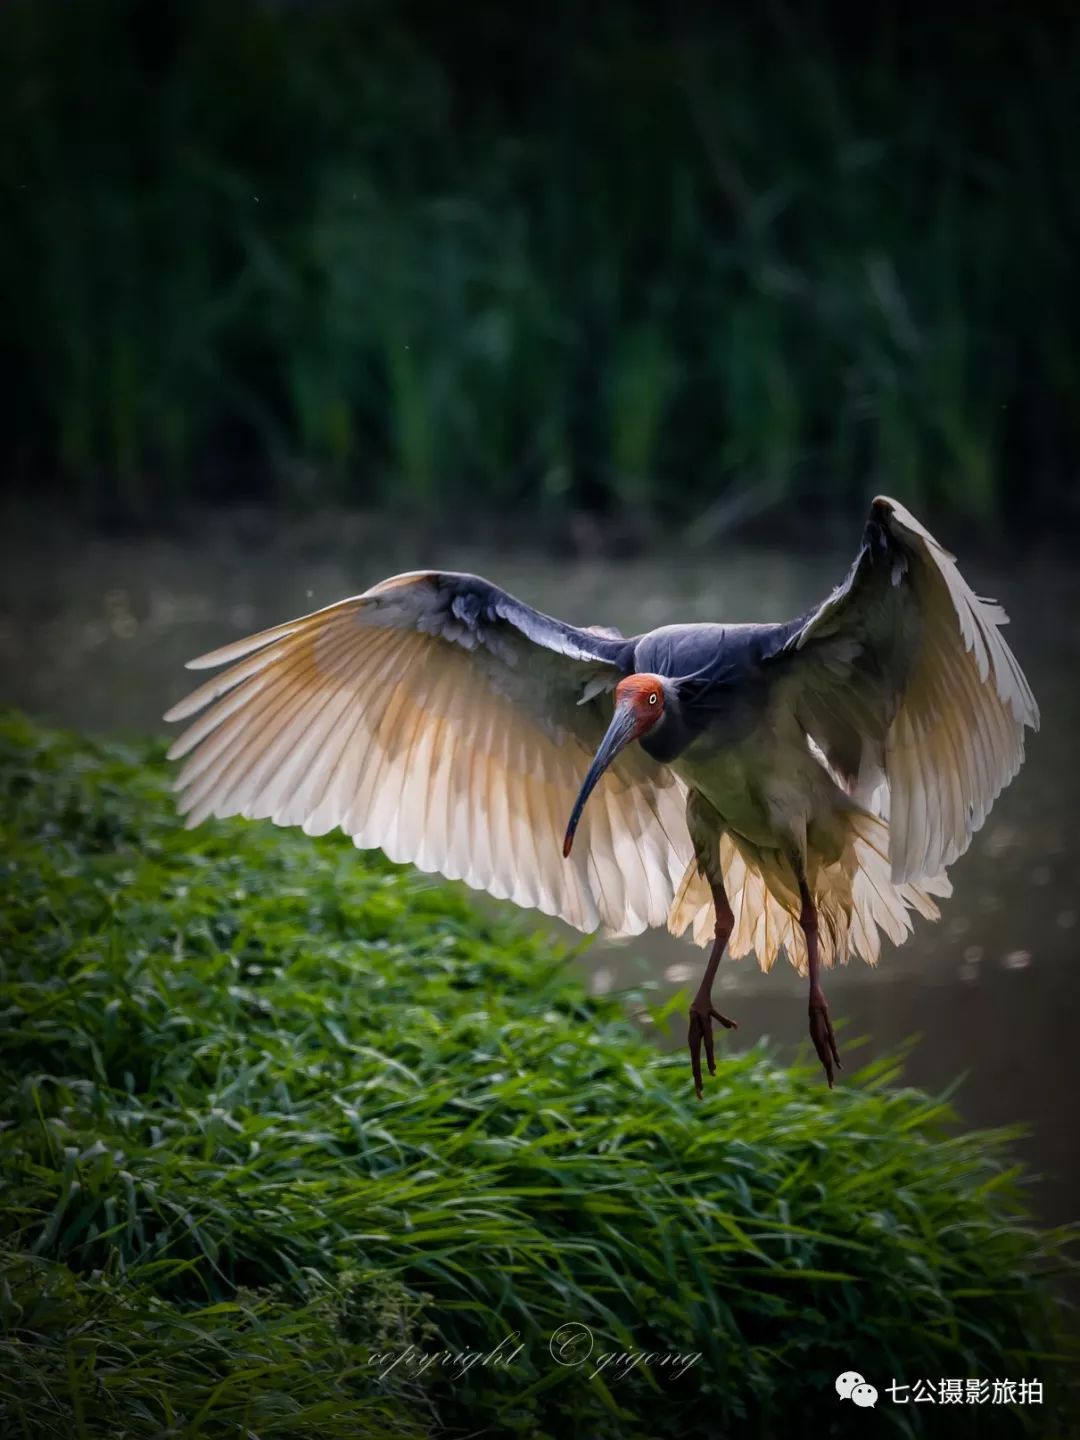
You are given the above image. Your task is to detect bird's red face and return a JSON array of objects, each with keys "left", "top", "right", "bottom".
[
  {"left": 614, "top": 673, "right": 666, "bottom": 725},
  {"left": 563, "top": 673, "right": 666, "bottom": 857}
]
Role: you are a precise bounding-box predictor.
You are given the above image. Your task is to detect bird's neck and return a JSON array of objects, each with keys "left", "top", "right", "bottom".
[{"left": 640, "top": 692, "right": 696, "bottom": 764}]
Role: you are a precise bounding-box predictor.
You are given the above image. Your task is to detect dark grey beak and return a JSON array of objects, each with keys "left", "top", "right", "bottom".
[{"left": 562, "top": 701, "right": 639, "bottom": 857}]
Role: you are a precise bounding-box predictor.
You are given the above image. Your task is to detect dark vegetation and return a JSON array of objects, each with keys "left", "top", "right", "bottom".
[
  {"left": 2, "top": 2, "right": 1078, "bottom": 533},
  {"left": 0, "top": 710, "right": 1074, "bottom": 1437}
]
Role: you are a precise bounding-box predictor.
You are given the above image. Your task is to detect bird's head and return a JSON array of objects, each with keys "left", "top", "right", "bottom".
[{"left": 562, "top": 673, "right": 667, "bottom": 858}]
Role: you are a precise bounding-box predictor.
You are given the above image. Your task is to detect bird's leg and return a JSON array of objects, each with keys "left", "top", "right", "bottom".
[
  {"left": 687, "top": 881, "right": 739, "bottom": 1099},
  {"left": 797, "top": 878, "right": 842, "bottom": 1087}
]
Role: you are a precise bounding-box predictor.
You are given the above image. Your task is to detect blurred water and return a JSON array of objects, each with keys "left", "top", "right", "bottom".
[{"left": 1, "top": 512, "right": 1076, "bottom": 1228}]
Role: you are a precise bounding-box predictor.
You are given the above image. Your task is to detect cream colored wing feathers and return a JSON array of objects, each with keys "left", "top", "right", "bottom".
[
  {"left": 780, "top": 496, "right": 1038, "bottom": 883},
  {"left": 165, "top": 571, "right": 692, "bottom": 937}
]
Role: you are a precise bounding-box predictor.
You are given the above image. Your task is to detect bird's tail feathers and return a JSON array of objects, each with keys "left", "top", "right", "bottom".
[{"left": 667, "top": 809, "right": 949, "bottom": 975}]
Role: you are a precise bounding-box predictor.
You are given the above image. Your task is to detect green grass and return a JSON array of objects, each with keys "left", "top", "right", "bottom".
[{"left": 0, "top": 710, "right": 1075, "bottom": 1438}]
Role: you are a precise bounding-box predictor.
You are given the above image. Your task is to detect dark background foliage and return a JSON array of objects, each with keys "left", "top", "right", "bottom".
[{"left": 2, "top": 0, "right": 1078, "bottom": 533}]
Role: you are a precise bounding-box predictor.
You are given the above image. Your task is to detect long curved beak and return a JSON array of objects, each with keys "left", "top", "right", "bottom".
[{"left": 563, "top": 700, "right": 640, "bottom": 857}]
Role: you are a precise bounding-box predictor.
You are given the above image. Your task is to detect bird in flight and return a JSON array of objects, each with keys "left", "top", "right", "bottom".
[{"left": 165, "top": 497, "right": 1038, "bottom": 1094}]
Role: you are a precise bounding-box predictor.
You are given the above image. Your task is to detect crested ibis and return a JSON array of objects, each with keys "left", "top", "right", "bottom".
[{"left": 165, "top": 497, "right": 1039, "bottom": 1093}]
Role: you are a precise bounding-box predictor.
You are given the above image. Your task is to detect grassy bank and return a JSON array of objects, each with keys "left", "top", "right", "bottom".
[
  {"left": 2, "top": 3, "right": 1079, "bottom": 530},
  {"left": 0, "top": 711, "right": 1074, "bottom": 1437}
]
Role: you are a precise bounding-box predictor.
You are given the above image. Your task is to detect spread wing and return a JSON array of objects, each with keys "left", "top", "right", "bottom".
[
  {"left": 164, "top": 570, "right": 693, "bottom": 937},
  {"left": 773, "top": 497, "right": 1039, "bottom": 882}
]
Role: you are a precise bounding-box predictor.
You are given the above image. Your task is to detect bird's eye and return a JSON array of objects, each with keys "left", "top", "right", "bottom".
[{"left": 649, "top": 692, "right": 658, "bottom": 705}]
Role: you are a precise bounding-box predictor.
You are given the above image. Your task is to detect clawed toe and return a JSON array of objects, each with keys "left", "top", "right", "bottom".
[
  {"left": 808, "top": 999, "right": 842, "bottom": 1087},
  {"left": 688, "top": 1002, "right": 738, "bottom": 1099}
]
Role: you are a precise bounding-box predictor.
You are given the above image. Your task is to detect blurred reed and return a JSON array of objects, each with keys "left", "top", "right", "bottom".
[{"left": 1, "top": 1, "right": 1076, "bottom": 532}]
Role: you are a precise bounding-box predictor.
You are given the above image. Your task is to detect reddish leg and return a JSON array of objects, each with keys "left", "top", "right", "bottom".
[
  {"left": 687, "top": 881, "right": 739, "bottom": 1099},
  {"left": 798, "top": 879, "right": 842, "bottom": 1086}
]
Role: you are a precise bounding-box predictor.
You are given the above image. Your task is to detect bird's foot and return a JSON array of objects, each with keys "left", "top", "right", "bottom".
[
  {"left": 687, "top": 994, "right": 738, "bottom": 1099},
  {"left": 808, "top": 985, "right": 842, "bottom": 1087}
]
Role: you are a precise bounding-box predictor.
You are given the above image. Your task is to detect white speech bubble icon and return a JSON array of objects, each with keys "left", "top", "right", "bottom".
[
  {"left": 835, "top": 1370, "right": 864, "bottom": 1400},
  {"left": 851, "top": 1382, "right": 878, "bottom": 1408}
]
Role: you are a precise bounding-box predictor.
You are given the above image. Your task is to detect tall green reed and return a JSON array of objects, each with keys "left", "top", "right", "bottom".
[{"left": 0, "top": 2, "right": 1076, "bottom": 530}]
